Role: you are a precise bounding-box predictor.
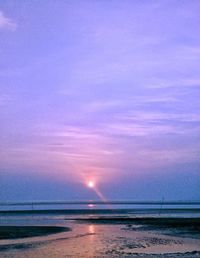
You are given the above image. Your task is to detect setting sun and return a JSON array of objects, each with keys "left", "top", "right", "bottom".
[{"left": 87, "top": 181, "right": 95, "bottom": 188}]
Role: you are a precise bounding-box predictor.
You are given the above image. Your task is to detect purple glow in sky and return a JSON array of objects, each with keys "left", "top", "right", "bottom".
[{"left": 0, "top": 0, "right": 200, "bottom": 201}]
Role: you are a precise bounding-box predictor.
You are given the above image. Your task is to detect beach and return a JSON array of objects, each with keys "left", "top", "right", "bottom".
[{"left": 0, "top": 210, "right": 200, "bottom": 257}]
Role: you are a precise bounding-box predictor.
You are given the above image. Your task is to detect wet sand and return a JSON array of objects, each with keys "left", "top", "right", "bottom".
[
  {"left": 0, "top": 216, "right": 200, "bottom": 257},
  {"left": 76, "top": 217, "right": 200, "bottom": 238}
]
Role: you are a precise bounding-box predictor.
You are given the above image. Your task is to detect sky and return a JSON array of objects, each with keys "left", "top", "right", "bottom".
[{"left": 0, "top": 0, "right": 200, "bottom": 202}]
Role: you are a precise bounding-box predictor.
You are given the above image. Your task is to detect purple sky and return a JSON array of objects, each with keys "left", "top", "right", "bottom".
[{"left": 0, "top": 0, "right": 200, "bottom": 201}]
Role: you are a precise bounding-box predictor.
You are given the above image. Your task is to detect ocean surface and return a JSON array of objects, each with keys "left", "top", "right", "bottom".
[{"left": 1, "top": 207, "right": 200, "bottom": 221}]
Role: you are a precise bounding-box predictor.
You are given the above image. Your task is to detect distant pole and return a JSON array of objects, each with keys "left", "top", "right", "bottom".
[{"left": 159, "top": 197, "right": 164, "bottom": 215}]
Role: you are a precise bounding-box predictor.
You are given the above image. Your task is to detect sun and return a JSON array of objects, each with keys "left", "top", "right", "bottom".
[{"left": 87, "top": 181, "right": 95, "bottom": 188}]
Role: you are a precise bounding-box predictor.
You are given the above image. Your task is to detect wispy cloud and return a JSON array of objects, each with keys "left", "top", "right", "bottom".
[
  {"left": 104, "top": 122, "right": 176, "bottom": 137},
  {"left": 118, "top": 111, "right": 200, "bottom": 123},
  {"left": 0, "top": 11, "right": 16, "bottom": 30},
  {"left": 147, "top": 78, "right": 200, "bottom": 89}
]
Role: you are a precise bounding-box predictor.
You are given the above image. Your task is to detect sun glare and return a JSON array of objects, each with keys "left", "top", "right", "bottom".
[{"left": 88, "top": 181, "right": 95, "bottom": 188}]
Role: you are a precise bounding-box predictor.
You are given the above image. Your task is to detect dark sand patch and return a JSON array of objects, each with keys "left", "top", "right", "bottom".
[
  {"left": 0, "top": 226, "right": 71, "bottom": 240},
  {"left": 76, "top": 217, "right": 200, "bottom": 225},
  {"left": 76, "top": 217, "right": 200, "bottom": 239},
  {"left": 104, "top": 250, "right": 200, "bottom": 257},
  {"left": 76, "top": 217, "right": 200, "bottom": 229}
]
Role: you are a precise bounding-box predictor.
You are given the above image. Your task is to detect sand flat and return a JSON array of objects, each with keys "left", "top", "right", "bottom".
[{"left": 1, "top": 213, "right": 200, "bottom": 257}]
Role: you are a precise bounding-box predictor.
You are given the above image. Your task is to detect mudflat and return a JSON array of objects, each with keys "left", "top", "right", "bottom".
[
  {"left": 1, "top": 214, "right": 200, "bottom": 257},
  {"left": 0, "top": 226, "right": 71, "bottom": 240}
]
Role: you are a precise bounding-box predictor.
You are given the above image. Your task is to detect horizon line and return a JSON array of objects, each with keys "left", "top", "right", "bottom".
[{"left": 1, "top": 200, "right": 200, "bottom": 206}]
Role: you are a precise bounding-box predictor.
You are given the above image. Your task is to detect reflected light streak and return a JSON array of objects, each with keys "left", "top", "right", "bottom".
[
  {"left": 88, "top": 204, "right": 95, "bottom": 208},
  {"left": 88, "top": 225, "right": 95, "bottom": 234}
]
